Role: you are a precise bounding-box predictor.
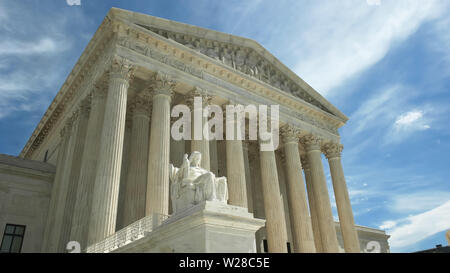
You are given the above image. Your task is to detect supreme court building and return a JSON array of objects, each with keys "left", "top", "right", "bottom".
[{"left": 0, "top": 8, "right": 390, "bottom": 253}]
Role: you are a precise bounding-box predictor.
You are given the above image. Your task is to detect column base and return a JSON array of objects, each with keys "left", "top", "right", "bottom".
[{"left": 115, "top": 201, "right": 265, "bottom": 253}]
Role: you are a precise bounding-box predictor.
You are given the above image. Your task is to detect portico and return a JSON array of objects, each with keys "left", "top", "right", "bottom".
[{"left": 20, "top": 8, "right": 361, "bottom": 253}]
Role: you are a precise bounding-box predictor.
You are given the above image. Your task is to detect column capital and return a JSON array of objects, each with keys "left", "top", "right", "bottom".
[
  {"left": 300, "top": 134, "right": 323, "bottom": 152},
  {"left": 109, "top": 56, "right": 135, "bottom": 82},
  {"left": 150, "top": 72, "right": 176, "bottom": 98},
  {"left": 280, "top": 124, "right": 301, "bottom": 144},
  {"left": 322, "top": 142, "right": 343, "bottom": 160},
  {"left": 186, "top": 86, "right": 211, "bottom": 108}
]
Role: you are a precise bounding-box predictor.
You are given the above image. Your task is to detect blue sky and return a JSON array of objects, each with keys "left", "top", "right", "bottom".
[{"left": 0, "top": 0, "right": 449, "bottom": 252}]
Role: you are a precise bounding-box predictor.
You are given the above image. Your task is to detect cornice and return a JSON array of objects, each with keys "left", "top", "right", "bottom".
[
  {"left": 19, "top": 15, "right": 117, "bottom": 159},
  {"left": 112, "top": 18, "right": 344, "bottom": 135},
  {"left": 109, "top": 7, "right": 348, "bottom": 123},
  {"left": 20, "top": 9, "right": 347, "bottom": 159}
]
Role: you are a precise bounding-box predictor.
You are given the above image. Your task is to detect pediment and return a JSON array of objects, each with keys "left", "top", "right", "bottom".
[{"left": 110, "top": 8, "right": 348, "bottom": 122}]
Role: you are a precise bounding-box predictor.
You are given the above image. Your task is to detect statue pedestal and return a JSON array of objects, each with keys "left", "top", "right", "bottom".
[{"left": 116, "top": 201, "right": 265, "bottom": 253}]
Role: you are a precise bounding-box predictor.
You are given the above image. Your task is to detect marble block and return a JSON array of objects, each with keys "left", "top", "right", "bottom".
[{"left": 115, "top": 201, "right": 265, "bottom": 253}]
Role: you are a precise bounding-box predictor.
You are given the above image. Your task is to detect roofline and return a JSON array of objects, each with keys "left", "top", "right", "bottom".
[{"left": 109, "top": 7, "right": 349, "bottom": 122}]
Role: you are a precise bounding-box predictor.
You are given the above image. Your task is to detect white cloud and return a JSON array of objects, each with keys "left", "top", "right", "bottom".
[
  {"left": 395, "top": 111, "right": 423, "bottom": 126},
  {"left": 155, "top": 0, "right": 449, "bottom": 97},
  {"left": 0, "top": 1, "right": 85, "bottom": 120},
  {"left": 394, "top": 110, "right": 430, "bottom": 129},
  {"left": 366, "top": 0, "right": 381, "bottom": 6},
  {"left": 385, "top": 109, "right": 432, "bottom": 143},
  {"left": 380, "top": 201, "right": 450, "bottom": 251},
  {"left": 0, "top": 38, "right": 63, "bottom": 55},
  {"left": 379, "top": 220, "right": 396, "bottom": 230},
  {"left": 349, "top": 85, "right": 401, "bottom": 135},
  {"left": 291, "top": 0, "right": 448, "bottom": 96},
  {"left": 390, "top": 191, "right": 450, "bottom": 213},
  {"left": 66, "top": 0, "right": 81, "bottom": 6}
]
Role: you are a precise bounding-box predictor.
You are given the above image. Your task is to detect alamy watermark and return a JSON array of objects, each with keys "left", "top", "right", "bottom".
[{"left": 171, "top": 97, "right": 279, "bottom": 151}]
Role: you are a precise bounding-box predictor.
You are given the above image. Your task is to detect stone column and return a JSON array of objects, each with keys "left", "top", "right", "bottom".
[
  {"left": 217, "top": 140, "right": 227, "bottom": 177},
  {"left": 242, "top": 140, "right": 254, "bottom": 213},
  {"left": 170, "top": 118, "right": 186, "bottom": 168},
  {"left": 123, "top": 92, "right": 152, "bottom": 226},
  {"left": 224, "top": 106, "right": 248, "bottom": 208},
  {"left": 58, "top": 98, "right": 90, "bottom": 252},
  {"left": 47, "top": 110, "right": 81, "bottom": 252},
  {"left": 116, "top": 115, "right": 132, "bottom": 230},
  {"left": 146, "top": 73, "right": 175, "bottom": 217},
  {"left": 258, "top": 140, "right": 288, "bottom": 253},
  {"left": 169, "top": 117, "right": 186, "bottom": 215},
  {"left": 88, "top": 57, "right": 134, "bottom": 245},
  {"left": 42, "top": 119, "right": 72, "bottom": 252},
  {"left": 301, "top": 135, "right": 339, "bottom": 253},
  {"left": 281, "top": 126, "right": 316, "bottom": 253},
  {"left": 209, "top": 139, "right": 219, "bottom": 176},
  {"left": 275, "top": 152, "right": 292, "bottom": 247},
  {"left": 70, "top": 85, "right": 107, "bottom": 249},
  {"left": 248, "top": 142, "right": 264, "bottom": 219},
  {"left": 186, "top": 87, "right": 210, "bottom": 171},
  {"left": 323, "top": 142, "right": 360, "bottom": 253},
  {"left": 301, "top": 155, "right": 323, "bottom": 253}
]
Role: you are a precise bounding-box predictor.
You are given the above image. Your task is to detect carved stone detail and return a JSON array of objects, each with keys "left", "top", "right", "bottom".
[
  {"left": 109, "top": 56, "right": 135, "bottom": 82},
  {"left": 185, "top": 86, "right": 211, "bottom": 108},
  {"left": 280, "top": 124, "right": 301, "bottom": 144},
  {"left": 150, "top": 72, "right": 176, "bottom": 98},
  {"left": 138, "top": 25, "right": 330, "bottom": 114},
  {"left": 301, "top": 134, "right": 323, "bottom": 152},
  {"left": 114, "top": 23, "right": 341, "bottom": 136},
  {"left": 322, "top": 142, "right": 343, "bottom": 159}
]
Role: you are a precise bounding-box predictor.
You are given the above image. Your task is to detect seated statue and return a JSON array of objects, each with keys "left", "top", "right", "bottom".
[{"left": 169, "top": 151, "right": 228, "bottom": 214}]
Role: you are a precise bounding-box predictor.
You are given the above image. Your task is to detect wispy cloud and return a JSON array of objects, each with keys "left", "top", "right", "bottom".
[
  {"left": 0, "top": 38, "right": 65, "bottom": 55},
  {"left": 0, "top": 1, "right": 90, "bottom": 120},
  {"left": 284, "top": 0, "right": 448, "bottom": 96},
  {"left": 390, "top": 191, "right": 450, "bottom": 213},
  {"left": 380, "top": 201, "right": 450, "bottom": 251},
  {"left": 66, "top": 0, "right": 81, "bottom": 6}
]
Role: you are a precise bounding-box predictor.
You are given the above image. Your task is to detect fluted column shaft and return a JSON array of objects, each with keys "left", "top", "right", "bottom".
[
  {"left": 47, "top": 111, "right": 80, "bottom": 252},
  {"left": 324, "top": 143, "right": 360, "bottom": 253},
  {"left": 302, "top": 135, "right": 339, "bottom": 252},
  {"left": 259, "top": 142, "right": 288, "bottom": 253},
  {"left": 209, "top": 139, "right": 219, "bottom": 175},
  {"left": 248, "top": 143, "right": 264, "bottom": 219},
  {"left": 70, "top": 87, "right": 107, "bottom": 249},
  {"left": 116, "top": 117, "right": 132, "bottom": 230},
  {"left": 187, "top": 88, "right": 210, "bottom": 170},
  {"left": 281, "top": 127, "right": 316, "bottom": 253},
  {"left": 146, "top": 73, "right": 174, "bottom": 216},
  {"left": 123, "top": 95, "right": 151, "bottom": 226},
  {"left": 224, "top": 107, "right": 248, "bottom": 208},
  {"left": 242, "top": 141, "right": 254, "bottom": 212},
  {"left": 58, "top": 100, "right": 90, "bottom": 252},
  {"left": 42, "top": 120, "right": 72, "bottom": 252},
  {"left": 88, "top": 58, "right": 134, "bottom": 245},
  {"left": 301, "top": 155, "right": 323, "bottom": 252}
]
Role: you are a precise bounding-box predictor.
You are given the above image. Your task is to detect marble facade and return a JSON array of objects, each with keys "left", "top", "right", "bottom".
[{"left": 9, "top": 8, "right": 391, "bottom": 253}]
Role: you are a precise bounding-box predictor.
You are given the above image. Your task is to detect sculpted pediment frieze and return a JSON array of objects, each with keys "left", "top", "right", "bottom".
[{"left": 135, "top": 24, "right": 333, "bottom": 116}]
